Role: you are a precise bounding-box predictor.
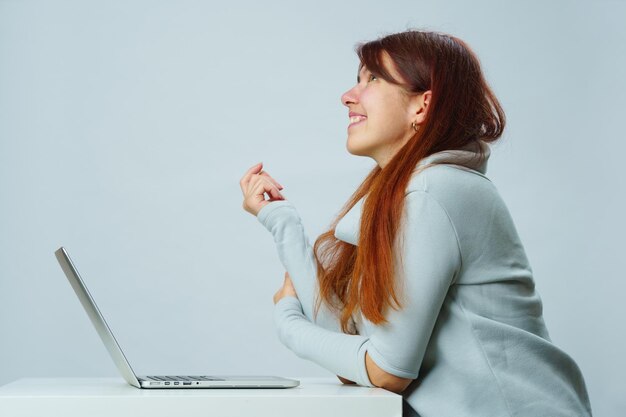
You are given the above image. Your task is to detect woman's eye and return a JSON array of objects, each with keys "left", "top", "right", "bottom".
[{"left": 368, "top": 74, "right": 377, "bottom": 82}]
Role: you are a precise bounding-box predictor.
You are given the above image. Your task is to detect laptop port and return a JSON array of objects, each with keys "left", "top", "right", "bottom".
[
  {"left": 174, "top": 382, "right": 179, "bottom": 385},
  {"left": 183, "top": 382, "right": 191, "bottom": 386},
  {"left": 165, "top": 382, "right": 170, "bottom": 385}
]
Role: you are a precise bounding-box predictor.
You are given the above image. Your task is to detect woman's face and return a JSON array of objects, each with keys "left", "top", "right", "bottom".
[{"left": 341, "top": 52, "right": 429, "bottom": 168}]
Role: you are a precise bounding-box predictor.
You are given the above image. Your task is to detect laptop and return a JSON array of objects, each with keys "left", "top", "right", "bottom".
[{"left": 54, "top": 246, "right": 299, "bottom": 389}]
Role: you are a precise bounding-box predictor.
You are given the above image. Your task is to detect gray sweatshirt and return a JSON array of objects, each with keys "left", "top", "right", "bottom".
[{"left": 257, "top": 140, "right": 592, "bottom": 417}]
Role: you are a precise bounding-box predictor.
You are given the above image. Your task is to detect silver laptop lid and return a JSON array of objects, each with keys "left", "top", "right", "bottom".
[{"left": 55, "top": 247, "right": 141, "bottom": 388}]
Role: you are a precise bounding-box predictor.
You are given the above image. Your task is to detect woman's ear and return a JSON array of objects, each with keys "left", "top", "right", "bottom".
[{"left": 412, "top": 90, "right": 432, "bottom": 124}]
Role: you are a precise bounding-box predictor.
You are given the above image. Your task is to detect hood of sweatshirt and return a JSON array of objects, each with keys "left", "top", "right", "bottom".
[
  {"left": 412, "top": 139, "right": 490, "bottom": 175},
  {"left": 334, "top": 140, "right": 491, "bottom": 245}
]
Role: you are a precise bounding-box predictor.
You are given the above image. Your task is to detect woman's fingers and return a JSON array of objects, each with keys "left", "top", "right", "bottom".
[
  {"left": 240, "top": 162, "right": 284, "bottom": 192},
  {"left": 274, "top": 272, "right": 298, "bottom": 304},
  {"left": 239, "top": 162, "right": 263, "bottom": 190},
  {"left": 240, "top": 162, "right": 287, "bottom": 216},
  {"left": 251, "top": 177, "right": 284, "bottom": 201},
  {"left": 246, "top": 169, "right": 283, "bottom": 196},
  {"left": 259, "top": 171, "right": 284, "bottom": 190}
]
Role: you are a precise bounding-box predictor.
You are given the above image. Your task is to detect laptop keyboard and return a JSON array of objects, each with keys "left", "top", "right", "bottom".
[{"left": 145, "top": 376, "right": 225, "bottom": 382}]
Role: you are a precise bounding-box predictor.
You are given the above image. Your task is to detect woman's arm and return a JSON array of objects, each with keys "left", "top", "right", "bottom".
[
  {"left": 274, "top": 296, "right": 415, "bottom": 393},
  {"left": 258, "top": 200, "right": 352, "bottom": 332},
  {"left": 365, "top": 351, "right": 413, "bottom": 393},
  {"left": 338, "top": 355, "right": 412, "bottom": 393},
  {"left": 273, "top": 272, "right": 408, "bottom": 390},
  {"left": 272, "top": 191, "right": 461, "bottom": 393},
  {"left": 239, "top": 162, "right": 349, "bottom": 331}
]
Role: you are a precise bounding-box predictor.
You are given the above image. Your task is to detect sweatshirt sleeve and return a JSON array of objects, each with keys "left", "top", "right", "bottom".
[
  {"left": 272, "top": 191, "right": 462, "bottom": 383},
  {"left": 274, "top": 296, "right": 375, "bottom": 387},
  {"left": 257, "top": 200, "right": 351, "bottom": 333}
]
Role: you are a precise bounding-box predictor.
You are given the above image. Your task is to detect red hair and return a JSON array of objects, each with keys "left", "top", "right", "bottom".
[{"left": 313, "top": 29, "right": 506, "bottom": 333}]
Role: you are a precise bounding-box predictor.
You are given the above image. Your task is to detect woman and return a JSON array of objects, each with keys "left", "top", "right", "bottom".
[{"left": 239, "top": 30, "right": 592, "bottom": 416}]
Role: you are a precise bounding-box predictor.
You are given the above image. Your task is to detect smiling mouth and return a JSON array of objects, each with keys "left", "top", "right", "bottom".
[{"left": 348, "top": 117, "right": 367, "bottom": 128}]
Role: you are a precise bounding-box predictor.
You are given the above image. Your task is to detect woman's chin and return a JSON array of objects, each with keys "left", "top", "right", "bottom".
[
  {"left": 346, "top": 146, "right": 368, "bottom": 157},
  {"left": 346, "top": 139, "right": 372, "bottom": 157}
]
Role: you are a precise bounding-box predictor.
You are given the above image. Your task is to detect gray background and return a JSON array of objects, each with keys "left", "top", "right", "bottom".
[{"left": 1, "top": 0, "right": 624, "bottom": 415}]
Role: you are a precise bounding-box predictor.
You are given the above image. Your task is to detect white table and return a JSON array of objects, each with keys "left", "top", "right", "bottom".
[{"left": 0, "top": 377, "right": 402, "bottom": 417}]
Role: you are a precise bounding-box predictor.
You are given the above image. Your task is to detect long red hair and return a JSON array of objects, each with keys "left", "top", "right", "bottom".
[{"left": 313, "top": 30, "right": 506, "bottom": 333}]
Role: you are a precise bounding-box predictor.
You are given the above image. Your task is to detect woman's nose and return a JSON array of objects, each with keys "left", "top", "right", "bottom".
[{"left": 341, "top": 87, "right": 358, "bottom": 107}]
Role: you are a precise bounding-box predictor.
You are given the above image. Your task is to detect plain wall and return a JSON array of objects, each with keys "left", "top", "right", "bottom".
[{"left": 1, "top": 1, "right": 624, "bottom": 415}]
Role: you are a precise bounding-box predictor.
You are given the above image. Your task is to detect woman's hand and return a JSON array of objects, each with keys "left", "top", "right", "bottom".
[
  {"left": 239, "top": 162, "right": 285, "bottom": 217},
  {"left": 273, "top": 272, "right": 298, "bottom": 304}
]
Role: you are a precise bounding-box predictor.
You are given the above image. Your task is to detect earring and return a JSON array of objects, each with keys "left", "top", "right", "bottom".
[{"left": 411, "top": 122, "right": 419, "bottom": 132}]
